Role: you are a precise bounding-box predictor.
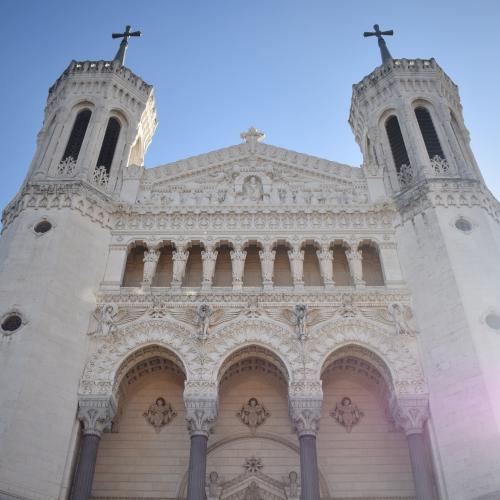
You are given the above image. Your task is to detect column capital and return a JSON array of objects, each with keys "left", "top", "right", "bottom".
[
  {"left": 77, "top": 396, "right": 116, "bottom": 437},
  {"left": 391, "top": 395, "right": 430, "bottom": 436},
  {"left": 289, "top": 395, "right": 322, "bottom": 437},
  {"left": 184, "top": 383, "right": 218, "bottom": 437}
]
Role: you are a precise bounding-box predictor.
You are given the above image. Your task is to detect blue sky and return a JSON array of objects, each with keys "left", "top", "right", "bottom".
[{"left": 2, "top": 0, "right": 500, "bottom": 210}]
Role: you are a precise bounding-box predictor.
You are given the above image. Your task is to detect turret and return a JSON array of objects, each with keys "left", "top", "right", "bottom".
[
  {"left": 350, "top": 58, "right": 482, "bottom": 196},
  {"left": 350, "top": 28, "right": 500, "bottom": 499},
  {"left": 27, "top": 58, "right": 157, "bottom": 194}
]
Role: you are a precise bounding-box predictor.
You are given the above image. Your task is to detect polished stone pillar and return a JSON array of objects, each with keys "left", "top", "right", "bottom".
[
  {"left": 392, "top": 396, "right": 435, "bottom": 500},
  {"left": 289, "top": 389, "right": 322, "bottom": 500},
  {"left": 185, "top": 397, "right": 217, "bottom": 500},
  {"left": 70, "top": 397, "right": 115, "bottom": 500}
]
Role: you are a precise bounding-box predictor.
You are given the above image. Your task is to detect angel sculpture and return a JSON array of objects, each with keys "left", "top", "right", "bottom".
[
  {"left": 387, "top": 303, "right": 418, "bottom": 336},
  {"left": 331, "top": 397, "right": 363, "bottom": 433},
  {"left": 168, "top": 304, "right": 241, "bottom": 340},
  {"left": 197, "top": 304, "right": 212, "bottom": 340},
  {"left": 267, "top": 305, "right": 330, "bottom": 341},
  {"left": 237, "top": 397, "right": 270, "bottom": 433},
  {"left": 88, "top": 303, "right": 147, "bottom": 337}
]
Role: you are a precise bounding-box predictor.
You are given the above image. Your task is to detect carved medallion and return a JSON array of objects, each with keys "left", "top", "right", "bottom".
[
  {"left": 243, "top": 457, "right": 263, "bottom": 473},
  {"left": 330, "top": 396, "right": 363, "bottom": 432},
  {"left": 143, "top": 397, "right": 177, "bottom": 432},
  {"left": 237, "top": 398, "right": 270, "bottom": 433}
]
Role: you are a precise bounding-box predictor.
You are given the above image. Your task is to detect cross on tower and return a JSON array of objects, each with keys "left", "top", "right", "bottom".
[
  {"left": 112, "top": 25, "right": 142, "bottom": 66},
  {"left": 363, "top": 24, "right": 394, "bottom": 65}
]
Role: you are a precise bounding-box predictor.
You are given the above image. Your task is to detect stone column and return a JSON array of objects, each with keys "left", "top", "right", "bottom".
[
  {"left": 230, "top": 245, "right": 247, "bottom": 291},
  {"left": 185, "top": 397, "right": 218, "bottom": 500},
  {"left": 289, "top": 387, "right": 322, "bottom": 500},
  {"left": 70, "top": 397, "right": 115, "bottom": 500},
  {"left": 259, "top": 246, "right": 276, "bottom": 290},
  {"left": 288, "top": 247, "right": 305, "bottom": 289},
  {"left": 171, "top": 249, "right": 189, "bottom": 289},
  {"left": 201, "top": 247, "right": 218, "bottom": 290},
  {"left": 142, "top": 247, "right": 160, "bottom": 288},
  {"left": 316, "top": 246, "right": 334, "bottom": 289},
  {"left": 345, "top": 244, "right": 365, "bottom": 287},
  {"left": 392, "top": 396, "right": 435, "bottom": 500}
]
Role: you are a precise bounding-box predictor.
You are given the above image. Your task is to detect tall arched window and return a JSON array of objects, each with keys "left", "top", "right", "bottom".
[
  {"left": 385, "top": 116, "right": 410, "bottom": 172},
  {"left": 96, "top": 117, "right": 121, "bottom": 174},
  {"left": 414, "top": 107, "right": 445, "bottom": 159},
  {"left": 61, "top": 109, "right": 92, "bottom": 163}
]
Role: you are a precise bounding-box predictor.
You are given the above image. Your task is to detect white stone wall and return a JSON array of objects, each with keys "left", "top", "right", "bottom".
[
  {"left": 395, "top": 204, "right": 500, "bottom": 499},
  {"left": 0, "top": 209, "right": 110, "bottom": 500}
]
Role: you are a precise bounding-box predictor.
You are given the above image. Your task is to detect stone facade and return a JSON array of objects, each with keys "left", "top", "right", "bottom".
[{"left": 0, "top": 50, "right": 500, "bottom": 500}]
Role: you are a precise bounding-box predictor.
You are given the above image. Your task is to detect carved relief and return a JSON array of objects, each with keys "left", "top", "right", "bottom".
[
  {"left": 387, "top": 303, "right": 418, "bottom": 336},
  {"left": 143, "top": 397, "right": 177, "bottom": 432},
  {"left": 237, "top": 398, "right": 270, "bottom": 433},
  {"left": 331, "top": 397, "right": 364, "bottom": 432},
  {"left": 243, "top": 457, "right": 264, "bottom": 473}
]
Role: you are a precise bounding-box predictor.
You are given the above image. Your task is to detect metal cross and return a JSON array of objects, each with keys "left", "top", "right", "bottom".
[
  {"left": 112, "top": 25, "right": 142, "bottom": 66},
  {"left": 363, "top": 24, "right": 394, "bottom": 65}
]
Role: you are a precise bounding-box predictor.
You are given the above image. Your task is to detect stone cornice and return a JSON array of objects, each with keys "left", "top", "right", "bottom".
[
  {"left": 393, "top": 177, "right": 500, "bottom": 225},
  {"left": 1, "top": 181, "right": 115, "bottom": 231}
]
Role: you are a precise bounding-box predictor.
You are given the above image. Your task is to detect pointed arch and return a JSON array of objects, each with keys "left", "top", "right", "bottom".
[
  {"left": 414, "top": 106, "right": 445, "bottom": 160},
  {"left": 385, "top": 115, "right": 411, "bottom": 173}
]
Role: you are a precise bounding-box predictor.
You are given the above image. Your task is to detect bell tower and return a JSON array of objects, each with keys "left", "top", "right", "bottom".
[
  {"left": 0, "top": 29, "right": 157, "bottom": 500},
  {"left": 350, "top": 29, "right": 500, "bottom": 499},
  {"left": 27, "top": 30, "right": 157, "bottom": 195}
]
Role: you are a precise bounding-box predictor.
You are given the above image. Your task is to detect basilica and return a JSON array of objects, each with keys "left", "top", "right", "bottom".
[{"left": 1, "top": 26, "right": 500, "bottom": 500}]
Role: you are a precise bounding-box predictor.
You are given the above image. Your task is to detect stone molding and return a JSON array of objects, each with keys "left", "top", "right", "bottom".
[
  {"left": 77, "top": 396, "right": 116, "bottom": 437},
  {"left": 78, "top": 298, "right": 426, "bottom": 400},
  {"left": 391, "top": 395, "right": 430, "bottom": 436}
]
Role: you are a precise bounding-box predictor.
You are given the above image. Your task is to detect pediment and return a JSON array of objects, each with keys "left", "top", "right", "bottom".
[{"left": 138, "top": 140, "right": 369, "bottom": 207}]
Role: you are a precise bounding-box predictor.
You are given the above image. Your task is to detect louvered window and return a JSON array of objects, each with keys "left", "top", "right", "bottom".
[
  {"left": 96, "top": 117, "right": 121, "bottom": 174},
  {"left": 415, "top": 107, "right": 445, "bottom": 159},
  {"left": 61, "top": 109, "right": 91, "bottom": 162},
  {"left": 385, "top": 116, "right": 410, "bottom": 172}
]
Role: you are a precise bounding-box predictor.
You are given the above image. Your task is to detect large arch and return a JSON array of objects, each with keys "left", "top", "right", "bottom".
[
  {"left": 78, "top": 319, "right": 196, "bottom": 398},
  {"left": 210, "top": 318, "right": 298, "bottom": 384},
  {"left": 308, "top": 317, "right": 427, "bottom": 396}
]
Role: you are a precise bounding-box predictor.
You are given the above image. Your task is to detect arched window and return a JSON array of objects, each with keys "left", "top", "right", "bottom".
[
  {"left": 96, "top": 117, "right": 121, "bottom": 174},
  {"left": 414, "top": 107, "right": 445, "bottom": 159},
  {"left": 61, "top": 109, "right": 92, "bottom": 163},
  {"left": 385, "top": 116, "right": 410, "bottom": 172}
]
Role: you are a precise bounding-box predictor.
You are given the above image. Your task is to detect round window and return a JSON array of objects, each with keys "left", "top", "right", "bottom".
[
  {"left": 455, "top": 217, "right": 472, "bottom": 233},
  {"left": 1, "top": 314, "right": 23, "bottom": 334},
  {"left": 485, "top": 313, "right": 500, "bottom": 331},
  {"left": 34, "top": 220, "right": 52, "bottom": 234}
]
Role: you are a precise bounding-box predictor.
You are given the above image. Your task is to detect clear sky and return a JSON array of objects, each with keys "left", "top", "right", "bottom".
[{"left": 2, "top": 0, "right": 500, "bottom": 211}]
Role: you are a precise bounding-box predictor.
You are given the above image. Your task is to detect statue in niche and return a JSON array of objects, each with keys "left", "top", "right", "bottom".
[
  {"left": 143, "top": 397, "right": 177, "bottom": 432},
  {"left": 331, "top": 397, "right": 363, "bottom": 433},
  {"left": 243, "top": 176, "right": 263, "bottom": 202},
  {"left": 237, "top": 398, "right": 270, "bottom": 433}
]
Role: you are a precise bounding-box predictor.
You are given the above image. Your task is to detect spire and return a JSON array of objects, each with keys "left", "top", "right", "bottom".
[
  {"left": 363, "top": 24, "right": 394, "bottom": 65},
  {"left": 112, "top": 25, "right": 142, "bottom": 66}
]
